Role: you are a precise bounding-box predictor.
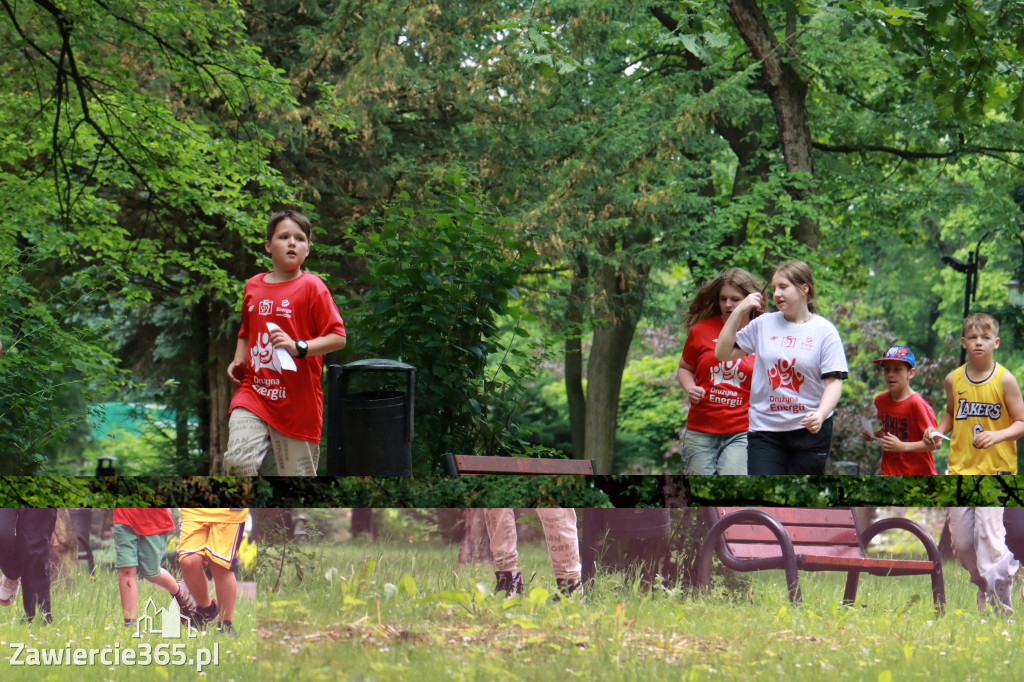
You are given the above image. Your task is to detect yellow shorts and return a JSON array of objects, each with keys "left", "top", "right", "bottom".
[{"left": 177, "top": 519, "right": 246, "bottom": 570}]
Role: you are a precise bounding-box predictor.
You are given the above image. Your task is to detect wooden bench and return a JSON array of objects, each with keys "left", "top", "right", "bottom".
[
  {"left": 443, "top": 453, "right": 596, "bottom": 475},
  {"left": 696, "top": 507, "right": 945, "bottom": 612}
]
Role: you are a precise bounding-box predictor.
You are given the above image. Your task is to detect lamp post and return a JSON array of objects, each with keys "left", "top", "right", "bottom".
[{"left": 942, "top": 230, "right": 1024, "bottom": 365}]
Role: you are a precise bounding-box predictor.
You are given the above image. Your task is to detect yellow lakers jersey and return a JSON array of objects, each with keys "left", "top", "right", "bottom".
[
  {"left": 180, "top": 508, "right": 250, "bottom": 524},
  {"left": 949, "top": 363, "right": 1017, "bottom": 474}
]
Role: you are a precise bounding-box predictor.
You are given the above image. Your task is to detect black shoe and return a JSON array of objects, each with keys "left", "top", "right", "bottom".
[
  {"left": 216, "top": 621, "right": 237, "bottom": 637},
  {"left": 193, "top": 600, "right": 219, "bottom": 628},
  {"left": 494, "top": 571, "right": 524, "bottom": 599},
  {"left": 554, "top": 578, "right": 584, "bottom": 602}
]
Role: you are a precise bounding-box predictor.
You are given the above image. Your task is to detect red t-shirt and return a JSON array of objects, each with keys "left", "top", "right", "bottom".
[
  {"left": 680, "top": 316, "right": 754, "bottom": 434},
  {"left": 113, "top": 508, "right": 175, "bottom": 536},
  {"left": 874, "top": 391, "right": 938, "bottom": 475},
  {"left": 229, "top": 272, "right": 346, "bottom": 443}
]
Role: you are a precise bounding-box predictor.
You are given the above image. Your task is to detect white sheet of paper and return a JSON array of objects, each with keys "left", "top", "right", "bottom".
[
  {"left": 934, "top": 431, "right": 951, "bottom": 441},
  {"left": 860, "top": 417, "right": 877, "bottom": 440},
  {"left": 265, "top": 322, "right": 298, "bottom": 372}
]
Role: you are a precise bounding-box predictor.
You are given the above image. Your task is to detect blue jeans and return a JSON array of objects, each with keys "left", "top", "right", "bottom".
[{"left": 680, "top": 429, "right": 748, "bottom": 475}]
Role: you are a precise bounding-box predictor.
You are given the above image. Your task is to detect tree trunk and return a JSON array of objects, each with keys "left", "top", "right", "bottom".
[
  {"left": 351, "top": 508, "right": 375, "bottom": 539},
  {"left": 565, "top": 277, "right": 587, "bottom": 458},
  {"left": 727, "top": 0, "right": 820, "bottom": 248},
  {"left": 657, "top": 476, "right": 692, "bottom": 507},
  {"left": 458, "top": 509, "right": 493, "bottom": 565},
  {"left": 207, "top": 298, "right": 236, "bottom": 475},
  {"left": 585, "top": 316, "right": 639, "bottom": 474}
]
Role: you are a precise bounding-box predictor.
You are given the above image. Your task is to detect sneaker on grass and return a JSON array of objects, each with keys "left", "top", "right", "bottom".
[
  {"left": 0, "top": 572, "right": 19, "bottom": 607},
  {"left": 494, "top": 571, "right": 524, "bottom": 599},
  {"left": 174, "top": 580, "right": 198, "bottom": 620},
  {"left": 192, "top": 600, "right": 219, "bottom": 628}
]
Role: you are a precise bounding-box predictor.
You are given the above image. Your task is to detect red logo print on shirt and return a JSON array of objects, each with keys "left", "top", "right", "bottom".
[{"left": 767, "top": 358, "right": 804, "bottom": 393}]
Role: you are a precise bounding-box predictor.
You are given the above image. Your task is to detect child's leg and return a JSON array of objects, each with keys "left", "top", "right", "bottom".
[
  {"left": 17, "top": 509, "right": 57, "bottom": 622},
  {"left": 113, "top": 523, "right": 145, "bottom": 622},
  {"left": 178, "top": 520, "right": 214, "bottom": 608},
  {"left": 972, "top": 507, "right": 1018, "bottom": 608},
  {"left": 536, "top": 508, "right": 581, "bottom": 581},
  {"left": 0, "top": 508, "right": 19, "bottom": 582},
  {"left": 178, "top": 554, "right": 212, "bottom": 608},
  {"left": 209, "top": 563, "right": 237, "bottom": 622},
  {"left": 145, "top": 568, "right": 181, "bottom": 595},
  {"left": 223, "top": 408, "right": 273, "bottom": 476},
  {"left": 267, "top": 427, "right": 319, "bottom": 476},
  {"left": 118, "top": 567, "right": 139, "bottom": 621},
  {"left": 483, "top": 509, "right": 519, "bottom": 573}
]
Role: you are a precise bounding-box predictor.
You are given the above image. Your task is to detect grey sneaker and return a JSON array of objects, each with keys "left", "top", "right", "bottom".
[
  {"left": 0, "top": 572, "right": 20, "bottom": 607},
  {"left": 494, "top": 571, "right": 524, "bottom": 599},
  {"left": 174, "top": 580, "right": 198, "bottom": 621}
]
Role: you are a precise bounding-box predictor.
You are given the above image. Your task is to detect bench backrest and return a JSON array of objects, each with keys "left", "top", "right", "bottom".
[
  {"left": 444, "top": 453, "right": 596, "bottom": 475},
  {"left": 711, "top": 507, "right": 864, "bottom": 560}
]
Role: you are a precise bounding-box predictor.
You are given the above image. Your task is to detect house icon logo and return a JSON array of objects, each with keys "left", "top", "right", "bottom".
[{"left": 133, "top": 596, "right": 198, "bottom": 639}]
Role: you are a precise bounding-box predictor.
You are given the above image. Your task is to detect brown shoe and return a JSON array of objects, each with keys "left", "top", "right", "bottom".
[{"left": 0, "top": 573, "right": 20, "bottom": 607}]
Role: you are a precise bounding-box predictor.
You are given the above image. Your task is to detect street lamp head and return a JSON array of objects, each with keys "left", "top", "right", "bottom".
[
  {"left": 1006, "top": 280, "right": 1024, "bottom": 308},
  {"left": 942, "top": 255, "right": 970, "bottom": 273}
]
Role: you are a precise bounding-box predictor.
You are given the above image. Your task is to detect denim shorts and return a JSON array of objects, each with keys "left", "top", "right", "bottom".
[{"left": 680, "top": 429, "right": 748, "bottom": 475}]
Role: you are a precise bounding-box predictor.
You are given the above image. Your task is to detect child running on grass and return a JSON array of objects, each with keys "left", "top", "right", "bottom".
[
  {"left": 223, "top": 210, "right": 347, "bottom": 476},
  {"left": 861, "top": 345, "right": 938, "bottom": 475},
  {"left": 177, "top": 508, "right": 249, "bottom": 636},
  {"left": 925, "top": 313, "right": 1024, "bottom": 474},
  {"left": 0, "top": 509, "right": 57, "bottom": 624},
  {"left": 114, "top": 508, "right": 197, "bottom": 628}
]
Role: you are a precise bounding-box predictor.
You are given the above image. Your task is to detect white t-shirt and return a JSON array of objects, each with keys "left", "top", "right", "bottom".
[{"left": 735, "top": 311, "right": 848, "bottom": 432}]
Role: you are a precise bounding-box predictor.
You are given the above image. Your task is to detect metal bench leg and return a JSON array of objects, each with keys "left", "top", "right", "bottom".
[{"left": 843, "top": 571, "right": 860, "bottom": 605}]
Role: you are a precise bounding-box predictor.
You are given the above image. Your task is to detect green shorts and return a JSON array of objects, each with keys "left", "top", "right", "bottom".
[{"left": 114, "top": 525, "right": 170, "bottom": 579}]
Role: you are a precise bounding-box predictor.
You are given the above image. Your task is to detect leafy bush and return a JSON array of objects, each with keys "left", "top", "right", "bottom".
[{"left": 340, "top": 168, "right": 542, "bottom": 472}]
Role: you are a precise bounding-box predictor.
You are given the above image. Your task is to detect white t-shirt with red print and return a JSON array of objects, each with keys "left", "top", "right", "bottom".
[
  {"left": 680, "top": 316, "right": 754, "bottom": 434},
  {"left": 229, "top": 272, "right": 346, "bottom": 443},
  {"left": 735, "top": 311, "right": 848, "bottom": 432}
]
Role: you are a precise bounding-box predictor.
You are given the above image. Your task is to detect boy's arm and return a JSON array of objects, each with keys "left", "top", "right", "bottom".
[
  {"left": 227, "top": 337, "right": 248, "bottom": 386},
  {"left": 268, "top": 329, "right": 346, "bottom": 357},
  {"left": 924, "top": 372, "right": 955, "bottom": 447},
  {"left": 974, "top": 371, "right": 1024, "bottom": 448},
  {"left": 676, "top": 361, "right": 706, "bottom": 404},
  {"left": 801, "top": 376, "right": 842, "bottom": 434}
]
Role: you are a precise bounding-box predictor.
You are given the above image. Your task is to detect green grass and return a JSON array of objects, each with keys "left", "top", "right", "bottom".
[
  {"left": 259, "top": 539, "right": 1023, "bottom": 681},
  {"left": 1, "top": 569, "right": 255, "bottom": 681}
]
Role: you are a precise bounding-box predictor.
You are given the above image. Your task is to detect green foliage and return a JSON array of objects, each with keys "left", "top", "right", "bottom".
[
  {"left": 260, "top": 531, "right": 1015, "bottom": 682},
  {"left": 341, "top": 168, "right": 542, "bottom": 471},
  {"left": 0, "top": 256, "right": 124, "bottom": 470},
  {"left": 614, "top": 355, "right": 686, "bottom": 472},
  {"left": 255, "top": 475, "right": 611, "bottom": 509},
  {"left": 690, "top": 475, "right": 906, "bottom": 507}
]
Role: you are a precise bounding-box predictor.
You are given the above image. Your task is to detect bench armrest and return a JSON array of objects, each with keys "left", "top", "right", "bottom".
[
  {"left": 696, "top": 509, "right": 800, "bottom": 601},
  {"left": 859, "top": 517, "right": 943, "bottom": 569}
]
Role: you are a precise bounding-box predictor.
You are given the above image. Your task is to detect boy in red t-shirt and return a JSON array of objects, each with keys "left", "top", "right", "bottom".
[
  {"left": 861, "top": 345, "right": 938, "bottom": 475},
  {"left": 114, "top": 508, "right": 197, "bottom": 627},
  {"left": 223, "top": 210, "right": 347, "bottom": 476}
]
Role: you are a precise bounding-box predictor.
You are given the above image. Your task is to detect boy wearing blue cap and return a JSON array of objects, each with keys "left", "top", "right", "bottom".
[{"left": 862, "top": 345, "right": 938, "bottom": 475}]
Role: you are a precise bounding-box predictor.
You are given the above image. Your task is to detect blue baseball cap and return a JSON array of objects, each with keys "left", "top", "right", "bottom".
[{"left": 873, "top": 345, "right": 916, "bottom": 368}]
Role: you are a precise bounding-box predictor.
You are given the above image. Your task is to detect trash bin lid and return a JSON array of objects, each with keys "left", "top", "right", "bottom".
[{"left": 340, "top": 358, "right": 415, "bottom": 373}]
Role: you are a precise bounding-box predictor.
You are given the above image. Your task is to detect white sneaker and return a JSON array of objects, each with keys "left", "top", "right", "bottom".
[{"left": 0, "top": 572, "right": 20, "bottom": 606}]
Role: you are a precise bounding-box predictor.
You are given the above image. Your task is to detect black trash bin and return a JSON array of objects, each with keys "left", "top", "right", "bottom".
[{"left": 326, "top": 359, "right": 415, "bottom": 476}]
